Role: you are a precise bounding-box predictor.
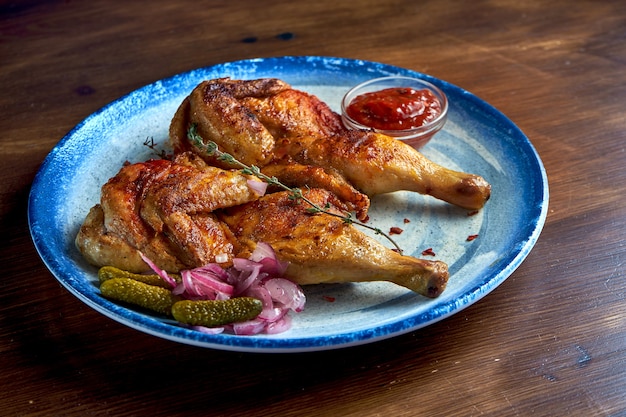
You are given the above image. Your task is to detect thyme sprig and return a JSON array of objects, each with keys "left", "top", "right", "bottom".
[{"left": 187, "top": 124, "right": 403, "bottom": 254}]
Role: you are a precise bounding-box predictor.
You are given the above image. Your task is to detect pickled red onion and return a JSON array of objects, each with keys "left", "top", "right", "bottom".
[
  {"left": 264, "top": 278, "right": 306, "bottom": 312},
  {"left": 247, "top": 179, "right": 268, "bottom": 196},
  {"left": 139, "top": 252, "right": 177, "bottom": 288},
  {"left": 175, "top": 269, "right": 234, "bottom": 300},
  {"left": 249, "top": 242, "right": 288, "bottom": 275}
]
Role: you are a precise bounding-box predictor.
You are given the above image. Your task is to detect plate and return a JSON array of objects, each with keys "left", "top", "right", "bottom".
[{"left": 28, "top": 56, "right": 548, "bottom": 352}]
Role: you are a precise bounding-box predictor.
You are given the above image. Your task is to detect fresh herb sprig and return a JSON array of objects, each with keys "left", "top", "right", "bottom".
[{"left": 187, "top": 124, "right": 403, "bottom": 254}]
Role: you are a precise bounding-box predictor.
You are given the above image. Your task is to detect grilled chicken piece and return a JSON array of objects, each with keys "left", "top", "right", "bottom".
[
  {"left": 218, "top": 189, "right": 449, "bottom": 298},
  {"left": 170, "top": 77, "right": 491, "bottom": 211},
  {"left": 76, "top": 152, "right": 264, "bottom": 272}
]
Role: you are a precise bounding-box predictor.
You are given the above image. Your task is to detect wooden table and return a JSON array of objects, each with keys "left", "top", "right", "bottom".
[{"left": 2, "top": 1, "right": 625, "bottom": 415}]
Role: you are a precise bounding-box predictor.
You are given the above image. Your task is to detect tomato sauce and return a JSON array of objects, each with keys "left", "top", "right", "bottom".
[{"left": 346, "top": 87, "right": 442, "bottom": 131}]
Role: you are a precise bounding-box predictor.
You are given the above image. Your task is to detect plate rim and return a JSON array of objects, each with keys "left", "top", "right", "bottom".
[{"left": 28, "top": 55, "right": 549, "bottom": 352}]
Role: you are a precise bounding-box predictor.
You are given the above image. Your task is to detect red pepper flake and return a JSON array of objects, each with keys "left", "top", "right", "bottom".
[
  {"left": 466, "top": 234, "right": 479, "bottom": 241},
  {"left": 422, "top": 248, "right": 436, "bottom": 256},
  {"left": 467, "top": 210, "right": 479, "bottom": 217},
  {"left": 323, "top": 296, "right": 336, "bottom": 302},
  {"left": 403, "top": 218, "right": 411, "bottom": 224},
  {"left": 389, "top": 227, "right": 403, "bottom": 235}
]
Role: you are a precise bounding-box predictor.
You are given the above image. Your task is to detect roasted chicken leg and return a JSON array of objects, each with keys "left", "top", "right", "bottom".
[
  {"left": 218, "top": 189, "right": 449, "bottom": 298},
  {"left": 170, "top": 77, "right": 491, "bottom": 211}
]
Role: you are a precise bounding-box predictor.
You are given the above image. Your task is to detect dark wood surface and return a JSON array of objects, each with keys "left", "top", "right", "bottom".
[{"left": 2, "top": 1, "right": 625, "bottom": 415}]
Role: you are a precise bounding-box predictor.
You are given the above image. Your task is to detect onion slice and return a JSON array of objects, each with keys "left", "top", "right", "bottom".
[
  {"left": 247, "top": 179, "right": 268, "bottom": 196},
  {"left": 139, "top": 252, "right": 177, "bottom": 288},
  {"left": 249, "top": 242, "right": 289, "bottom": 275}
]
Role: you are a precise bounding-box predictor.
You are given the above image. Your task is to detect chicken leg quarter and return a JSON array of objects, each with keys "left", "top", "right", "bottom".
[
  {"left": 218, "top": 189, "right": 449, "bottom": 298},
  {"left": 170, "top": 78, "right": 491, "bottom": 211}
]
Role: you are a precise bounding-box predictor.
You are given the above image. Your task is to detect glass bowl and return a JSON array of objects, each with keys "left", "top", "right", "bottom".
[{"left": 341, "top": 76, "right": 448, "bottom": 149}]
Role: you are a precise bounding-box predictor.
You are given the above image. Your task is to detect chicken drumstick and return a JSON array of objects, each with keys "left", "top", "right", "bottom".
[{"left": 218, "top": 188, "right": 449, "bottom": 298}]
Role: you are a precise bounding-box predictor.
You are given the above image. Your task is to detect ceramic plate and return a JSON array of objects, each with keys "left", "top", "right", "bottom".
[{"left": 28, "top": 56, "right": 548, "bottom": 352}]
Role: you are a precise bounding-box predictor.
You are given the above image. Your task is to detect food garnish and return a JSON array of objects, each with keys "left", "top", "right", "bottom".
[
  {"left": 98, "top": 242, "right": 306, "bottom": 335},
  {"left": 466, "top": 234, "right": 479, "bottom": 241},
  {"left": 172, "top": 298, "right": 263, "bottom": 328},
  {"left": 100, "top": 278, "right": 180, "bottom": 315},
  {"left": 98, "top": 265, "right": 180, "bottom": 288}
]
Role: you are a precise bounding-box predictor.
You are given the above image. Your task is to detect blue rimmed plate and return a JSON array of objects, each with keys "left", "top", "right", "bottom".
[{"left": 28, "top": 56, "right": 548, "bottom": 352}]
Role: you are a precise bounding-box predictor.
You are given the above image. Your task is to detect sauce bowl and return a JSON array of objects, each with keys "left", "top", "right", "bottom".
[{"left": 341, "top": 76, "right": 448, "bottom": 149}]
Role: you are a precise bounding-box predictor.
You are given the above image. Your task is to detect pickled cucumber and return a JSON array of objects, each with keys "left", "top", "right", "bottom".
[
  {"left": 172, "top": 298, "right": 263, "bottom": 327},
  {"left": 100, "top": 278, "right": 179, "bottom": 315},
  {"left": 98, "top": 266, "right": 180, "bottom": 288}
]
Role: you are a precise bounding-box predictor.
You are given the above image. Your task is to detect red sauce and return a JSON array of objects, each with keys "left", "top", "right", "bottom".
[{"left": 346, "top": 87, "right": 442, "bottom": 131}]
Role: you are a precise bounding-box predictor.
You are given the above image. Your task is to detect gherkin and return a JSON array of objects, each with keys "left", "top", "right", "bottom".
[
  {"left": 172, "top": 298, "right": 263, "bottom": 327},
  {"left": 98, "top": 266, "right": 180, "bottom": 288},
  {"left": 100, "top": 278, "right": 178, "bottom": 315}
]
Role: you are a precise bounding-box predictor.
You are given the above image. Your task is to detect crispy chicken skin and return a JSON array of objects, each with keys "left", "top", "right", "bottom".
[
  {"left": 218, "top": 189, "right": 449, "bottom": 298},
  {"left": 170, "top": 77, "right": 491, "bottom": 211},
  {"left": 76, "top": 152, "right": 264, "bottom": 272}
]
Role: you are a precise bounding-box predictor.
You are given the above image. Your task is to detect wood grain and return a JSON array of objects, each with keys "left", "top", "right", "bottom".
[{"left": 1, "top": 1, "right": 625, "bottom": 415}]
